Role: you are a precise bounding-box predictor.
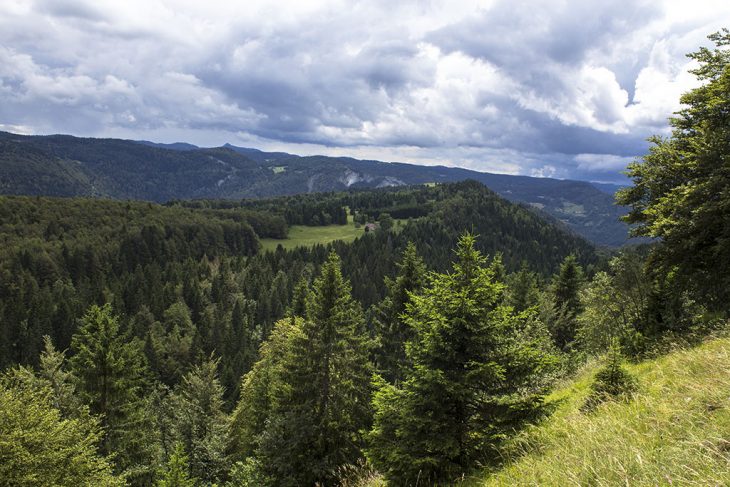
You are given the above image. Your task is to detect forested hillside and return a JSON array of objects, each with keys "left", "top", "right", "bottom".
[
  {"left": 0, "top": 180, "right": 606, "bottom": 485},
  {"left": 1, "top": 27, "right": 728, "bottom": 487},
  {"left": 0, "top": 181, "right": 597, "bottom": 374},
  {"left": 0, "top": 130, "right": 630, "bottom": 246}
]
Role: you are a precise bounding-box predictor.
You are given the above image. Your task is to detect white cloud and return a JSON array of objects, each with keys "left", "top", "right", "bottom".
[{"left": 0, "top": 0, "right": 728, "bottom": 183}]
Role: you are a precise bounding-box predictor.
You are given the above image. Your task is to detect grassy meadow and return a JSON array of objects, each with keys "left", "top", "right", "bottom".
[
  {"left": 362, "top": 336, "right": 730, "bottom": 486},
  {"left": 260, "top": 215, "right": 407, "bottom": 252}
]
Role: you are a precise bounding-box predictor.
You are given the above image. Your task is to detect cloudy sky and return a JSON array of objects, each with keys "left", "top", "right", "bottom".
[{"left": 1, "top": 0, "right": 728, "bottom": 183}]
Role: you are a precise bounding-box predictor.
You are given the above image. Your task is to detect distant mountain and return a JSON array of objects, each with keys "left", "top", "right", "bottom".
[
  {"left": 590, "top": 181, "right": 628, "bottom": 195},
  {"left": 0, "top": 131, "right": 632, "bottom": 246},
  {"left": 136, "top": 140, "right": 200, "bottom": 151}
]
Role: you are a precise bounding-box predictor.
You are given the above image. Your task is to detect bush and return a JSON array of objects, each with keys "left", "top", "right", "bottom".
[{"left": 582, "top": 341, "right": 637, "bottom": 411}]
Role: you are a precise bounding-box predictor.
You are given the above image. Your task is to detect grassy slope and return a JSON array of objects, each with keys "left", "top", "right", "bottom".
[
  {"left": 363, "top": 337, "right": 730, "bottom": 486},
  {"left": 260, "top": 217, "right": 406, "bottom": 252},
  {"left": 479, "top": 337, "right": 730, "bottom": 486}
]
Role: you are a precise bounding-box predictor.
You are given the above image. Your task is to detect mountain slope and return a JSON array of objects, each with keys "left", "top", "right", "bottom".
[
  {"left": 0, "top": 131, "right": 630, "bottom": 246},
  {"left": 479, "top": 337, "right": 730, "bottom": 486}
]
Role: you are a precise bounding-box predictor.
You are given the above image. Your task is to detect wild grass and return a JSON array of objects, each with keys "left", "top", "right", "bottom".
[
  {"left": 363, "top": 337, "right": 730, "bottom": 486},
  {"left": 479, "top": 337, "right": 730, "bottom": 486}
]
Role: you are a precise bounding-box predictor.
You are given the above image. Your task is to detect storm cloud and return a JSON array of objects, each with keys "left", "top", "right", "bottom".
[{"left": 1, "top": 0, "right": 727, "bottom": 183}]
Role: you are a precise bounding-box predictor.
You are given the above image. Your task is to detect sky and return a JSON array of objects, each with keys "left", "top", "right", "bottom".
[{"left": 0, "top": 0, "right": 728, "bottom": 183}]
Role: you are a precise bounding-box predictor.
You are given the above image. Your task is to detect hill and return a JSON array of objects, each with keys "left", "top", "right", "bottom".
[
  {"left": 478, "top": 337, "right": 730, "bottom": 486},
  {"left": 0, "top": 131, "right": 630, "bottom": 246},
  {"left": 359, "top": 336, "right": 730, "bottom": 486},
  {"left": 0, "top": 181, "right": 598, "bottom": 371}
]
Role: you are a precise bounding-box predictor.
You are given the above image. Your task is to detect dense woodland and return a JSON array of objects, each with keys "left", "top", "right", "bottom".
[{"left": 1, "top": 31, "right": 729, "bottom": 487}]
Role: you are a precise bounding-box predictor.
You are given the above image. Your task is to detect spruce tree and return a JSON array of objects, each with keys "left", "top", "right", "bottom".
[
  {"left": 0, "top": 375, "right": 124, "bottom": 487},
  {"left": 69, "top": 303, "right": 157, "bottom": 483},
  {"left": 506, "top": 262, "right": 541, "bottom": 312},
  {"left": 617, "top": 30, "right": 730, "bottom": 309},
  {"left": 37, "top": 335, "right": 82, "bottom": 416},
  {"left": 550, "top": 254, "right": 585, "bottom": 349},
  {"left": 170, "top": 356, "right": 230, "bottom": 484},
  {"left": 372, "top": 241, "right": 426, "bottom": 383},
  {"left": 230, "top": 252, "right": 373, "bottom": 486},
  {"left": 156, "top": 442, "right": 196, "bottom": 487},
  {"left": 368, "top": 234, "right": 556, "bottom": 484}
]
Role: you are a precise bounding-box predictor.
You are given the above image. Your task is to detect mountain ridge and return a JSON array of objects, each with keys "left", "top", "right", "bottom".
[{"left": 0, "top": 131, "right": 631, "bottom": 246}]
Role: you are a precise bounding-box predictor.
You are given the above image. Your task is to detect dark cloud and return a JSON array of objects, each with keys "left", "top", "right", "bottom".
[{"left": 0, "top": 0, "right": 726, "bottom": 184}]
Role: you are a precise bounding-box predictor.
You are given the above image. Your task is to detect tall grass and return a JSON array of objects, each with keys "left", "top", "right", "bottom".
[{"left": 480, "top": 338, "right": 730, "bottom": 486}]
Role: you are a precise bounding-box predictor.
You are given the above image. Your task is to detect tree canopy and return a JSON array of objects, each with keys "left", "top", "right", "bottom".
[{"left": 617, "top": 29, "right": 730, "bottom": 309}]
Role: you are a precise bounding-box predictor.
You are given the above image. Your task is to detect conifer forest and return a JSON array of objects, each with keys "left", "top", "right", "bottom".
[{"left": 1, "top": 13, "right": 730, "bottom": 487}]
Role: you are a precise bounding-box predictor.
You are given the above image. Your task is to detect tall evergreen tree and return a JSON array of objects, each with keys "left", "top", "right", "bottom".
[
  {"left": 156, "top": 442, "right": 196, "bottom": 487},
  {"left": 170, "top": 356, "right": 230, "bottom": 484},
  {"left": 372, "top": 241, "right": 426, "bottom": 383},
  {"left": 230, "top": 252, "right": 373, "bottom": 486},
  {"left": 37, "top": 335, "right": 82, "bottom": 417},
  {"left": 617, "top": 30, "right": 730, "bottom": 310},
  {"left": 505, "top": 262, "right": 541, "bottom": 313},
  {"left": 368, "top": 234, "right": 556, "bottom": 484},
  {"left": 69, "top": 303, "right": 157, "bottom": 484},
  {"left": 0, "top": 375, "right": 124, "bottom": 487},
  {"left": 550, "top": 254, "right": 585, "bottom": 349}
]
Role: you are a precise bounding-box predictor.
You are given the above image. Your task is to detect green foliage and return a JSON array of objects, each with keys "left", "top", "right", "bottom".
[
  {"left": 0, "top": 372, "right": 123, "bottom": 487},
  {"left": 169, "top": 357, "right": 230, "bottom": 484},
  {"left": 37, "top": 335, "right": 84, "bottom": 416},
  {"left": 0, "top": 181, "right": 606, "bottom": 484},
  {"left": 228, "top": 317, "right": 306, "bottom": 461},
  {"left": 69, "top": 304, "right": 157, "bottom": 483},
  {"left": 505, "top": 262, "right": 541, "bottom": 313},
  {"left": 147, "top": 301, "right": 196, "bottom": 385},
  {"left": 372, "top": 242, "right": 426, "bottom": 383},
  {"left": 582, "top": 341, "right": 638, "bottom": 411},
  {"left": 230, "top": 253, "right": 374, "bottom": 486},
  {"left": 367, "top": 234, "right": 557, "bottom": 485},
  {"left": 577, "top": 252, "right": 651, "bottom": 355},
  {"left": 156, "top": 442, "right": 197, "bottom": 487},
  {"left": 617, "top": 29, "right": 730, "bottom": 310},
  {"left": 378, "top": 212, "right": 394, "bottom": 232},
  {"left": 549, "top": 254, "right": 585, "bottom": 349}
]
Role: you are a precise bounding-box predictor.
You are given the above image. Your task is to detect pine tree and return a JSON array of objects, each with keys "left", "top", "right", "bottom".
[
  {"left": 289, "top": 277, "right": 310, "bottom": 318},
  {"left": 617, "top": 30, "right": 730, "bottom": 309},
  {"left": 550, "top": 254, "right": 585, "bottom": 349},
  {"left": 228, "top": 317, "right": 305, "bottom": 474},
  {"left": 368, "top": 234, "right": 556, "bottom": 484},
  {"left": 69, "top": 303, "right": 157, "bottom": 483},
  {"left": 372, "top": 242, "right": 426, "bottom": 383},
  {"left": 170, "top": 356, "right": 230, "bottom": 484},
  {"left": 582, "top": 339, "right": 638, "bottom": 411},
  {"left": 506, "top": 262, "right": 541, "bottom": 312},
  {"left": 37, "top": 335, "right": 81, "bottom": 417},
  {"left": 230, "top": 252, "right": 373, "bottom": 486}
]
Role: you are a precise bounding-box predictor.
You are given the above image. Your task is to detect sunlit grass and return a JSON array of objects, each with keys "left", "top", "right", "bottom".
[
  {"left": 362, "top": 337, "right": 730, "bottom": 486},
  {"left": 260, "top": 215, "right": 407, "bottom": 252},
  {"left": 479, "top": 337, "right": 730, "bottom": 486}
]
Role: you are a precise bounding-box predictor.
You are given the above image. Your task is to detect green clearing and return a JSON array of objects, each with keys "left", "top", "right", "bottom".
[
  {"left": 271, "top": 166, "right": 286, "bottom": 174},
  {"left": 365, "top": 335, "right": 730, "bottom": 486},
  {"left": 260, "top": 221, "right": 363, "bottom": 252},
  {"left": 260, "top": 216, "right": 408, "bottom": 252}
]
